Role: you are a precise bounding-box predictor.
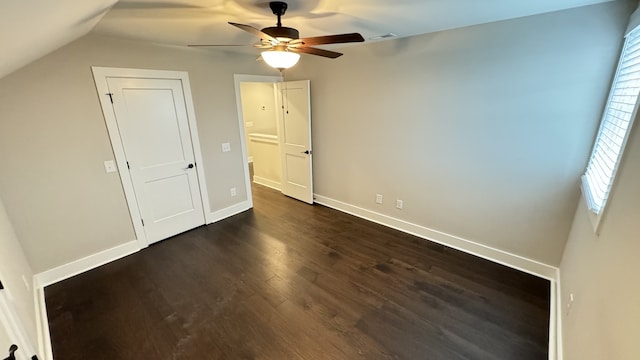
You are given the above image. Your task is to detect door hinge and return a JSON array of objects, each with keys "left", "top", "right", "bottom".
[
  {"left": 127, "top": 161, "right": 130, "bottom": 170},
  {"left": 106, "top": 93, "right": 114, "bottom": 104},
  {"left": 0, "top": 280, "right": 4, "bottom": 290},
  {"left": 141, "top": 219, "right": 145, "bottom": 226}
]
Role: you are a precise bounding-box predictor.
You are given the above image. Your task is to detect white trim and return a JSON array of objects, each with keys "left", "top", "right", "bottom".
[
  {"left": 248, "top": 133, "right": 279, "bottom": 144},
  {"left": 549, "top": 280, "right": 556, "bottom": 360},
  {"left": 233, "top": 74, "right": 283, "bottom": 206},
  {"left": 91, "top": 67, "right": 210, "bottom": 248},
  {"left": 206, "top": 200, "right": 252, "bottom": 224},
  {"left": 28, "top": 194, "right": 562, "bottom": 360},
  {"left": 33, "top": 241, "right": 140, "bottom": 288},
  {"left": 253, "top": 176, "right": 281, "bottom": 191},
  {"left": 179, "top": 72, "right": 213, "bottom": 221},
  {"left": 547, "top": 273, "right": 563, "bottom": 360},
  {"left": 554, "top": 275, "right": 564, "bottom": 360},
  {"left": 34, "top": 287, "right": 52, "bottom": 360},
  {"left": 32, "top": 240, "right": 142, "bottom": 359},
  {"left": 314, "top": 194, "right": 558, "bottom": 280},
  {"left": 314, "top": 193, "right": 562, "bottom": 360}
]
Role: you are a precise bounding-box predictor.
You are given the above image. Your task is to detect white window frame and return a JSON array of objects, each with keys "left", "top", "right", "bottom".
[{"left": 581, "top": 24, "right": 640, "bottom": 232}]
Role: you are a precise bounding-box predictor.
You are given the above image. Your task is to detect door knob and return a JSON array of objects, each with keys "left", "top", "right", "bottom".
[
  {"left": 301, "top": 150, "right": 312, "bottom": 155},
  {"left": 185, "top": 163, "right": 194, "bottom": 170}
]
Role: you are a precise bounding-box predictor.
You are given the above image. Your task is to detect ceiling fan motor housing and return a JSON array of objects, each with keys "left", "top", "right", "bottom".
[
  {"left": 196, "top": 0, "right": 361, "bottom": 60},
  {"left": 262, "top": 26, "right": 299, "bottom": 40}
]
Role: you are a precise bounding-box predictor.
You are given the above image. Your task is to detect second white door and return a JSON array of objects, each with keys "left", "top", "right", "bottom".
[
  {"left": 107, "top": 77, "right": 205, "bottom": 244},
  {"left": 276, "top": 80, "right": 313, "bottom": 204}
]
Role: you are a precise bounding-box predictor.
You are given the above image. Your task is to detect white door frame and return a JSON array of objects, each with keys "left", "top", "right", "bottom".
[
  {"left": 233, "top": 74, "right": 282, "bottom": 206},
  {"left": 92, "top": 67, "right": 211, "bottom": 248}
]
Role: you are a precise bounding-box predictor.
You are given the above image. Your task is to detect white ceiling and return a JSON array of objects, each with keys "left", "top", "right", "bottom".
[{"left": 1, "top": 0, "right": 614, "bottom": 79}]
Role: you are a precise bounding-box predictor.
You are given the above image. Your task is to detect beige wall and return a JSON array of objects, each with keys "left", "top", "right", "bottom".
[
  {"left": 240, "top": 82, "right": 282, "bottom": 187},
  {"left": 0, "top": 34, "right": 273, "bottom": 272},
  {"left": 288, "top": 1, "right": 635, "bottom": 265},
  {"left": 559, "top": 79, "right": 640, "bottom": 358},
  {"left": 240, "top": 82, "right": 278, "bottom": 136},
  {"left": 0, "top": 0, "right": 632, "bottom": 280},
  {"left": 0, "top": 196, "right": 38, "bottom": 353}
]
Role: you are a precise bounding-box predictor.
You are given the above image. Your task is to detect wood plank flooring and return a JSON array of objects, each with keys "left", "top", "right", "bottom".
[{"left": 45, "top": 184, "right": 550, "bottom": 359}]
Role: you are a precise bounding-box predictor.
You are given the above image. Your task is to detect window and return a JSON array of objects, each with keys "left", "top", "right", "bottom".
[{"left": 581, "top": 27, "right": 640, "bottom": 226}]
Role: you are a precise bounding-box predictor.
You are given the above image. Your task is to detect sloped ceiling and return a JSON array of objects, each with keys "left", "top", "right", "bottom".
[
  {"left": 0, "top": 0, "right": 118, "bottom": 79},
  {"left": 1, "top": 0, "right": 615, "bottom": 79}
]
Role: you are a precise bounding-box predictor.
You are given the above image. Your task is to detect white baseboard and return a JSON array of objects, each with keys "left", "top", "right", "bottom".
[
  {"left": 31, "top": 195, "right": 562, "bottom": 360},
  {"left": 33, "top": 240, "right": 141, "bottom": 289},
  {"left": 32, "top": 240, "right": 141, "bottom": 360},
  {"left": 206, "top": 200, "right": 252, "bottom": 224},
  {"left": 31, "top": 202, "right": 254, "bottom": 359},
  {"left": 253, "top": 176, "right": 281, "bottom": 191},
  {"left": 314, "top": 194, "right": 562, "bottom": 360},
  {"left": 313, "top": 194, "right": 558, "bottom": 281}
]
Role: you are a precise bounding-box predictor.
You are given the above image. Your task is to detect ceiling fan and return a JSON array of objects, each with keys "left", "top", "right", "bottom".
[{"left": 189, "top": 1, "right": 365, "bottom": 69}]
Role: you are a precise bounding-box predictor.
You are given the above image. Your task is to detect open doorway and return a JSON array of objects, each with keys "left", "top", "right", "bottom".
[
  {"left": 234, "top": 74, "right": 282, "bottom": 207},
  {"left": 234, "top": 74, "right": 314, "bottom": 205},
  {"left": 240, "top": 81, "right": 282, "bottom": 190}
]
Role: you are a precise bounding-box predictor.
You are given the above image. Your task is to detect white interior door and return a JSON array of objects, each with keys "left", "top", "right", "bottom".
[
  {"left": 276, "top": 80, "right": 313, "bottom": 204},
  {"left": 107, "top": 77, "right": 205, "bottom": 244}
]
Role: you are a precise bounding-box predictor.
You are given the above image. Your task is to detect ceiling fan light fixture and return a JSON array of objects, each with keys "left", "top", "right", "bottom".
[{"left": 261, "top": 50, "right": 300, "bottom": 69}]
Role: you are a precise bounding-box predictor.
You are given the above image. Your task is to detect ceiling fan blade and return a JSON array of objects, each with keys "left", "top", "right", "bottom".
[
  {"left": 289, "top": 46, "right": 343, "bottom": 59},
  {"left": 229, "top": 22, "right": 277, "bottom": 43},
  {"left": 295, "top": 33, "right": 364, "bottom": 46},
  {"left": 188, "top": 44, "right": 252, "bottom": 47}
]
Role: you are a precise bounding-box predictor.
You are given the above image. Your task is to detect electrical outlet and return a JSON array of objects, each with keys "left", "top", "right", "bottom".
[
  {"left": 222, "top": 142, "right": 231, "bottom": 152},
  {"left": 396, "top": 199, "right": 403, "bottom": 209},
  {"left": 103, "top": 160, "right": 117, "bottom": 173},
  {"left": 230, "top": 187, "right": 237, "bottom": 197},
  {"left": 375, "top": 194, "right": 383, "bottom": 204}
]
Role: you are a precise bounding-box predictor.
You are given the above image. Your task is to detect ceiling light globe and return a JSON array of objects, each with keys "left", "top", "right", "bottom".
[{"left": 261, "top": 50, "right": 300, "bottom": 70}]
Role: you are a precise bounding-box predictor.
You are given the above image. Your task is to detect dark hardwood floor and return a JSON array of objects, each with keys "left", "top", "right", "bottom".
[{"left": 46, "top": 184, "right": 550, "bottom": 359}]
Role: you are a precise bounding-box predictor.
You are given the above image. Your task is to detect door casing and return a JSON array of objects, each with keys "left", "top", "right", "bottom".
[
  {"left": 233, "top": 74, "right": 283, "bottom": 206},
  {"left": 92, "top": 67, "right": 211, "bottom": 248}
]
